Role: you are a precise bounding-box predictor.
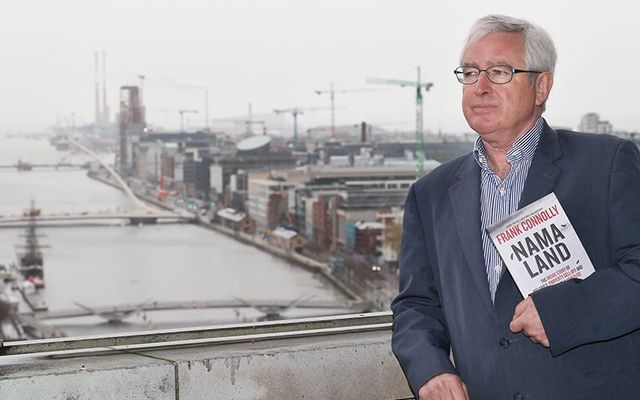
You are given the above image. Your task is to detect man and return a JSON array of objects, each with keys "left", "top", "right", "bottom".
[{"left": 391, "top": 14, "right": 640, "bottom": 400}]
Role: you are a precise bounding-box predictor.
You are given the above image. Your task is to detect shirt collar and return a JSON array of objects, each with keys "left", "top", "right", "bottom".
[{"left": 473, "top": 118, "right": 544, "bottom": 169}]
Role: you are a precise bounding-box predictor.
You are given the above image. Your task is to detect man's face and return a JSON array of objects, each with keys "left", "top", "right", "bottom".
[{"left": 461, "top": 32, "right": 548, "bottom": 145}]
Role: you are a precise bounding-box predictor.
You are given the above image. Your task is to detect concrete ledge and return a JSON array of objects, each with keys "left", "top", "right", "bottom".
[
  {"left": 0, "top": 320, "right": 412, "bottom": 399},
  {"left": 174, "top": 330, "right": 411, "bottom": 399},
  {"left": 0, "top": 352, "right": 176, "bottom": 399}
]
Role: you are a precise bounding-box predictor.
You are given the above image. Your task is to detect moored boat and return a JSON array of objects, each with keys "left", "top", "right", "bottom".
[
  {"left": 27, "top": 275, "right": 45, "bottom": 289},
  {"left": 16, "top": 201, "right": 47, "bottom": 289}
]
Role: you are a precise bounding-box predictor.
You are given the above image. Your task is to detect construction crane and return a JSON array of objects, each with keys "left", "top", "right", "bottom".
[
  {"left": 273, "top": 107, "right": 327, "bottom": 146},
  {"left": 179, "top": 110, "right": 198, "bottom": 132},
  {"left": 245, "top": 103, "right": 266, "bottom": 136},
  {"left": 367, "top": 67, "right": 433, "bottom": 175},
  {"left": 211, "top": 103, "right": 266, "bottom": 137},
  {"left": 314, "top": 83, "right": 382, "bottom": 139}
]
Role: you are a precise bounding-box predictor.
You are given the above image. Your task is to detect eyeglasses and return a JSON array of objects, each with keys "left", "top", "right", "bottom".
[{"left": 453, "top": 65, "right": 542, "bottom": 85}]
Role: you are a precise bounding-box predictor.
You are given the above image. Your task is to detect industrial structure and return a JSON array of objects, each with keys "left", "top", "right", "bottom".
[
  {"left": 314, "top": 83, "right": 380, "bottom": 139},
  {"left": 118, "top": 85, "right": 146, "bottom": 175},
  {"left": 367, "top": 66, "right": 433, "bottom": 175},
  {"left": 94, "top": 50, "right": 111, "bottom": 129},
  {"left": 274, "top": 106, "right": 329, "bottom": 148}
]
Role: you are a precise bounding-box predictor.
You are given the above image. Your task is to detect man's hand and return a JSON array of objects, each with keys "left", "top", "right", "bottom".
[
  {"left": 510, "top": 296, "right": 549, "bottom": 347},
  {"left": 418, "top": 373, "right": 469, "bottom": 400}
]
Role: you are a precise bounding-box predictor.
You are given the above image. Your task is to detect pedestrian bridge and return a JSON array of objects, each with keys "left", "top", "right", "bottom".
[
  {"left": 29, "top": 298, "right": 374, "bottom": 321},
  {"left": 0, "top": 163, "right": 87, "bottom": 170},
  {"left": 0, "top": 312, "right": 414, "bottom": 399},
  {"left": 0, "top": 210, "right": 195, "bottom": 227}
]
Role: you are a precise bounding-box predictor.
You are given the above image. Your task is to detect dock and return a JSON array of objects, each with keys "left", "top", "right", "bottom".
[{"left": 0, "top": 267, "right": 51, "bottom": 340}]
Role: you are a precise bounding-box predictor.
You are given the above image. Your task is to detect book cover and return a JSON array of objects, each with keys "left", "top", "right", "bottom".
[{"left": 487, "top": 192, "right": 595, "bottom": 298}]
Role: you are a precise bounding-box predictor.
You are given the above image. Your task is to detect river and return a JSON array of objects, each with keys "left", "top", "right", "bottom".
[{"left": 0, "top": 136, "right": 347, "bottom": 337}]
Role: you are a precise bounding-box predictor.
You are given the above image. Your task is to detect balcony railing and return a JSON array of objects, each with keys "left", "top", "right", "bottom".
[{"left": 0, "top": 312, "right": 413, "bottom": 400}]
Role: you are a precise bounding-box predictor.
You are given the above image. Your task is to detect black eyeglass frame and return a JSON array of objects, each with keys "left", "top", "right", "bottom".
[{"left": 453, "top": 65, "right": 543, "bottom": 85}]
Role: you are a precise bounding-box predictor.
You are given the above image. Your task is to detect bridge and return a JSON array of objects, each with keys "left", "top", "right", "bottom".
[
  {"left": 64, "top": 136, "right": 157, "bottom": 214},
  {"left": 0, "top": 210, "right": 194, "bottom": 227},
  {"left": 0, "top": 137, "right": 192, "bottom": 226},
  {"left": 28, "top": 298, "right": 373, "bottom": 321},
  {"left": 0, "top": 163, "right": 87, "bottom": 170}
]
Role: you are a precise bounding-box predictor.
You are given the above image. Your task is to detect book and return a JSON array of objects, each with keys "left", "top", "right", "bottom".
[{"left": 487, "top": 192, "right": 595, "bottom": 298}]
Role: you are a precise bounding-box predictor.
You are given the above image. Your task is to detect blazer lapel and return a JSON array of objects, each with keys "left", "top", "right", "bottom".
[
  {"left": 449, "top": 155, "right": 496, "bottom": 318},
  {"left": 448, "top": 122, "right": 563, "bottom": 316},
  {"left": 519, "top": 122, "right": 563, "bottom": 208}
]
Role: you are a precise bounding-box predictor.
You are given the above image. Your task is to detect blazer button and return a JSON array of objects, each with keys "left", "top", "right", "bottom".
[
  {"left": 499, "top": 338, "right": 510, "bottom": 349},
  {"left": 513, "top": 393, "right": 524, "bottom": 400}
]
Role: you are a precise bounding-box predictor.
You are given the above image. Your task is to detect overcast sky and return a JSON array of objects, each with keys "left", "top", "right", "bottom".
[{"left": 1, "top": 0, "right": 638, "bottom": 135}]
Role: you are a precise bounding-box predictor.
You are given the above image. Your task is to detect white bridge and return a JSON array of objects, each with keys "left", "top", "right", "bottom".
[
  {"left": 0, "top": 210, "right": 195, "bottom": 227},
  {"left": 0, "top": 137, "right": 194, "bottom": 227},
  {"left": 26, "top": 298, "right": 374, "bottom": 322}
]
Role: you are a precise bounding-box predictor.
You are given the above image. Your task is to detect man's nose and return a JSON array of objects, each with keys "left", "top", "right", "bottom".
[{"left": 473, "top": 71, "right": 493, "bottom": 95}]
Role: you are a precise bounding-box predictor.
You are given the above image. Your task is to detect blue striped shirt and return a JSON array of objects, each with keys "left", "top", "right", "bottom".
[{"left": 473, "top": 118, "right": 544, "bottom": 302}]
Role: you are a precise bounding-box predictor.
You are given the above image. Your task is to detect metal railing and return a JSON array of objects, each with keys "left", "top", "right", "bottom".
[{"left": 0, "top": 311, "right": 392, "bottom": 357}]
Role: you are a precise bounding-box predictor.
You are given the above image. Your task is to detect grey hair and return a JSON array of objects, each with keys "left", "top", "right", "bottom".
[{"left": 461, "top": 14, "right": 557, "bottom": 78}]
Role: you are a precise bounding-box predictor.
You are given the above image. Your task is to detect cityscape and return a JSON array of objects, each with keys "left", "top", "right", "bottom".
[
  {"left": 0, "top": 2, "right": 638, "bottom": 395},
  {"left": 0, "top": 58, "right": 635, "bottom": 343},
  {"left": 0, "top": 60, "right": 474, "bottom": 342},
  {"left": 1, "top": 75, "right": 635, "bottom": 396}
]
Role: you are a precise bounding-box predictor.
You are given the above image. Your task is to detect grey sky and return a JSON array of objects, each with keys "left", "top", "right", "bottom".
[{"left": 1, "top": 0, "right": 638, "bottom": 135}]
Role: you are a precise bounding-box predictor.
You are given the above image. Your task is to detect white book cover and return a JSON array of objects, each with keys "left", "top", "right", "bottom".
[{"left": 487, "top": 192, "right": 595, "bottom": 298}]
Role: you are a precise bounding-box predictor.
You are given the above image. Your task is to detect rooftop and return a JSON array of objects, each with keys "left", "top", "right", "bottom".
[
  {"left": 272, "top": 227, "right": 299, "bottom": 240},
  {"left": 217, "top": 208, "right": 246, "bottom": 222}
]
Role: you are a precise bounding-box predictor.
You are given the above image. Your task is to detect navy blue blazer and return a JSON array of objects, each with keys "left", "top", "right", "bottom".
[{"left": 391, "top": 122, "right": 640, "bottom": 399}]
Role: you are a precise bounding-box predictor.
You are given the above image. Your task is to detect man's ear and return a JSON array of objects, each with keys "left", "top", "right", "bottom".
[{"left": 535, "top": 72, "right": 553, "bottom": 107}]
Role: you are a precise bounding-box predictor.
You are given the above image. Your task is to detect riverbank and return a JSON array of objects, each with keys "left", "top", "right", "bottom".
[
  {"left": 86, "top": 171, "right": 365, "bottom": 304},
  {"left": 87, "top": 171, "right": 171, "bottom": 211}
]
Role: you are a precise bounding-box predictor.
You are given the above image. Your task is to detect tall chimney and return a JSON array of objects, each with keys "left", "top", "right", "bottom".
[
  {"left": 94, "top": 52, "right": 101, "bottom": 127},
  {"left": 361, "top": 121, "right": 367, "bottom": 143},
  {"left": 102, "top": 50, "right": 110, "bottom": 125}
]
